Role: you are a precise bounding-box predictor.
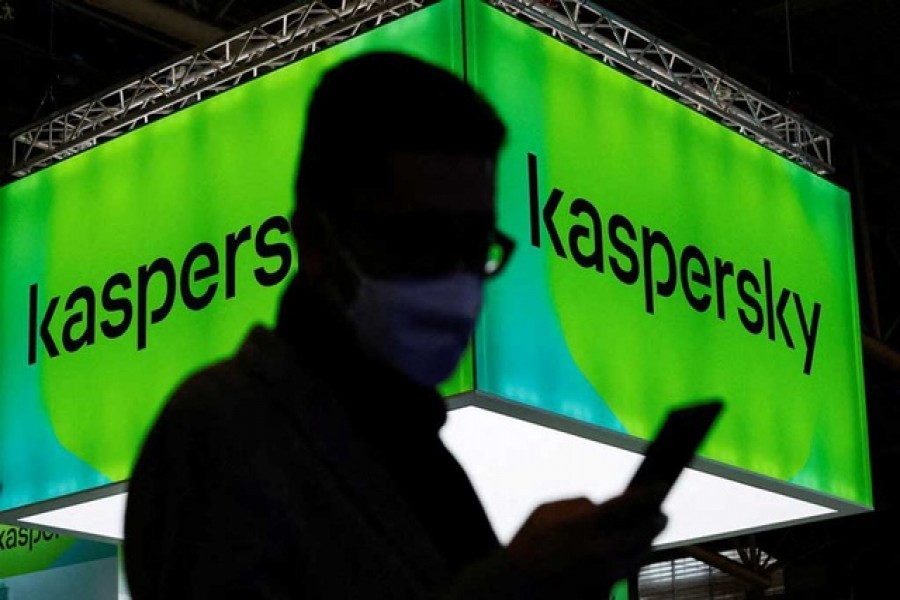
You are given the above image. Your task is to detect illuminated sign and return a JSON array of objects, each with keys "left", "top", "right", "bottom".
[
  {"left": 0, "top": 0, "right": 869, "bottom": 530},
  {"left": 467, "top": 0, "right": 870, "bottom": 505},
  {"left": 0, "top": 0, "right": 465, "bottom": 512}
]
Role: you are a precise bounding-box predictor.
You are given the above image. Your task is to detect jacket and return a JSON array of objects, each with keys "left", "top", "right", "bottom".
[{"left": 123, "top": 320, "right": 531, "bottom": 599}]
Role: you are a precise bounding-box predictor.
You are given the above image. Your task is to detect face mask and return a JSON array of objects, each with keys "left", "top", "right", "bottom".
[{"left": 347, "top": 273, "right": 483, "bottom": 387}]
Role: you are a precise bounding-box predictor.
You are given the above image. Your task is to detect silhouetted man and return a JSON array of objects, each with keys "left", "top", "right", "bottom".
[{"left": 124, "top": 51, "right": 666, "bottom": 599}]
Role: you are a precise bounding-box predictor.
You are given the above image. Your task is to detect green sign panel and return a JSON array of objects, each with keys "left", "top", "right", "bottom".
[
  {"left": 466, "top": 0, "right": 870, "bottom": 505},
  {"left": 0, "top": 0, "right": 466, "bottom": 512}
]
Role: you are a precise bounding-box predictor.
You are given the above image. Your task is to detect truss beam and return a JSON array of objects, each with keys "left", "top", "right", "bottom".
[
  {"left": 490, "top": 0, "right": 833, "bottom": 174},
  {"left": 10, "top": 0, "right": 834, "bottom": 177},
  {"left": 10, "top": 0, "right": 426, "bottom": 177}
]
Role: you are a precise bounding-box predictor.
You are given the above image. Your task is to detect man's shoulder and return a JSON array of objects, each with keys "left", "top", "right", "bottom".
[
  {"left": 156, "top": 325, "right": 310, "bottom": 429},
  {"left": 130, "top": 325, "right": 330, "bottom": 480}
]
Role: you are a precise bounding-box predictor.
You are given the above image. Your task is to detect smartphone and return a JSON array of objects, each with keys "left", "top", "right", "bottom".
[{"left": 626, "top": 399, "right": 724, "bottom": 507}]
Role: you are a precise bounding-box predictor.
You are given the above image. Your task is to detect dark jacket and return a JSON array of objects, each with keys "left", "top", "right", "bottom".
[{"left": 123, "top": 283, "right": 529, "bottom": 598}]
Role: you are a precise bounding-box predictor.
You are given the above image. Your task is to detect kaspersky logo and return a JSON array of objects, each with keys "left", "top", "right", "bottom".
[
  {"left": 0, "top": 527, "right": 60, "bottom": 553},
  {"left": 528, "top": 153, "right": 823, "bottom": 375},
  {"left": 27, "top": 215, "right": 292, "bottom": 365}
]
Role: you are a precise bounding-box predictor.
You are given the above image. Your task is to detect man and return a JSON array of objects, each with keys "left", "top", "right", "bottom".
[{"left": 123, "top": 51, "right": 666, "bottom": 599}]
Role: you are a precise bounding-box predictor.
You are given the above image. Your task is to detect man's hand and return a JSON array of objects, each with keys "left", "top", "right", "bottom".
[{"left": 506, "top": 488, "right": 667, "bottom": 597}]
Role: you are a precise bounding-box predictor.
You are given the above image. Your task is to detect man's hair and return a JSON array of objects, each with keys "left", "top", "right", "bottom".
[{"left": 293, "top": 51, "right": 506, "bottom": 230}]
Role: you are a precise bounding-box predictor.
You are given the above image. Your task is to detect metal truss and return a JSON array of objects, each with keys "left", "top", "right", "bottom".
[
  {"left": 10, "top": 0, "right": 426, "bottom": 177},
  {"left": 490, "top": 0, "right": 834, "bottom": 175},
  {"left": 10, "top": 0, "right": 835, "bottom": 177}
]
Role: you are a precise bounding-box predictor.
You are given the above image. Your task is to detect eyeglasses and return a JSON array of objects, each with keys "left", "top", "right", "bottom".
[{"left": 323, "top": 211, "right": 516, "bottom": 280}]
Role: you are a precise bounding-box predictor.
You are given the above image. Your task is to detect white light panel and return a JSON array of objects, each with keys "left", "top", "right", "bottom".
[
  {"left": 440, "top": 406, "right": 835, "bottom": 547},
  {"left": 20, "top": 493, "right": 127, "bottom": 542},
  {"left": 16, "top": 405, "right": 835, "bottom": 548}
]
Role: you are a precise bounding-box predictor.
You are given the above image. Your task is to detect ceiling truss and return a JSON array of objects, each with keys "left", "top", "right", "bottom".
[
  {"left": 490, "top": 0, "right": 833, "bottom": 174},
  {"left": 9, "top": 0, "right": 424, "bottom": 177},
  {"left": 10, "top": 0, "right": 833, "bottom": 176}
]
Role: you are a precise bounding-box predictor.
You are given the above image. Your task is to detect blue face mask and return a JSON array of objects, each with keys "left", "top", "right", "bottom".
[{"left": 347, "top": 273, "right": 483, "bottom": 387}]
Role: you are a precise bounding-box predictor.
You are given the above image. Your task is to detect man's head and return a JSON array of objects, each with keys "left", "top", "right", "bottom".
[
  {"left": 293, "top": 52, "right": 507, "bottom": 278},
  {"left": 291, "top": 52, "right": 511, "bottom": 385}
]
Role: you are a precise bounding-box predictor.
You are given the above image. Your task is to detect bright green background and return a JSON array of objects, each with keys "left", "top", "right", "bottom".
[
  {"left": 0, "top": 0, "right": 467, "bottom": 512},
  {"left": 467, "top": 0, "right": 870, "bottom": 506}
]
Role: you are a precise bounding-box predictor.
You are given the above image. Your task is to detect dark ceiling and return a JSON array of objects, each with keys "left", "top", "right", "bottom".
[{"left": 2, "top": 0, "right": 899, "bottom": 596}]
